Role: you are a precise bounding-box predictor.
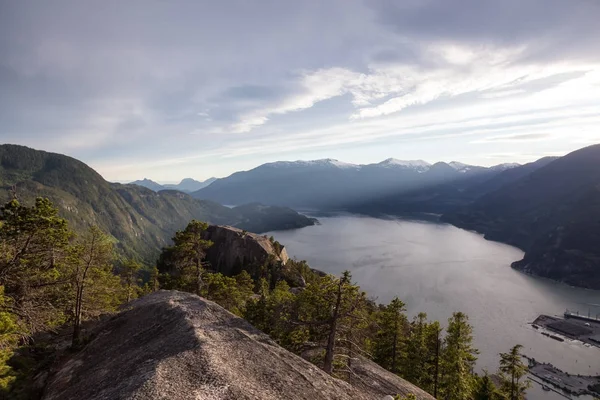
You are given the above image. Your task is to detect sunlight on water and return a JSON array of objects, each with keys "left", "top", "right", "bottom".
[{"left": 268, "top": 214, "right": 600, "bottom": 400}]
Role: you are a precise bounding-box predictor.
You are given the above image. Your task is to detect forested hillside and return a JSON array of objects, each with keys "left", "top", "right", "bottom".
[
  {"left": 0, "top": 145, "right": 315, "bottom": 263},
  {"left": 0, "top": 203, "right": 531, "bottom": 400},
  {"left": 444, "top": 144, "right": 600, "bottom": 288}
]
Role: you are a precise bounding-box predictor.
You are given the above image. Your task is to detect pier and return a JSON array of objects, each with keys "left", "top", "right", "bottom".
[
  {"left": 564, "top": 309, "right": 600, "bottom": 323},
  {"left": 525, "top": 357, "right": 600, "bottom": 398},
  {"left": 533, "top": 313, "right": 600, "bottom": 349}
]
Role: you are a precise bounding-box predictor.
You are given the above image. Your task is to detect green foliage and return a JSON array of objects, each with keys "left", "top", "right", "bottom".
[
  {"left": 498, "top": 344, "right": 530, "bottom": 400},
  {"left": 373, "top": 297, "right": 408, "bottom": 374},
  {"left": 394, "top": 394, "right": 417, "bottom": 400},
  {"left": 140, "top": 266, "right": 160, "bottom": 295},
  {"left": 202, "top": 271, "right": 254, "bottom": 316},
  {"left": 0, "top": 194, "right": 531, "bottom": 398},
  {"left": 440, "top": 312, "right": 479, "bottom": 400},
  {"left": 157, "top": 220, "right": 213, "bottom": 295},
  {"left": 119, "top": 259, "right": 143, "bottom": 302},
  {"left": 403, "top": 313, "right": 431, "bottom": 387},
  {"left": 0, "top": 198, "right": 73, "bottom": 334},
  {"left": 69, "top": 225, "right": 122, "bottom": 346},
  {"left": 420, "top": 320, "right": 442, "bottom": 396},
  {"left": 281, "top": 259, "right": 321, "bottom": 287},
  {"left": 244, "top": 280, "right": 306, "bottom": 350},
  {"left": 0, "top": 197, "right": 134, "bottom": 395},
  {"left": 474, "top": 372, "right": 502, "bottom": 400},
  {"left": 0, "top": 144, "right": 314, "bottom": 267},
  {"left": 268, "top": 235, "right": 283, "bottom": 256},
  {"left": 292, "top": 271, "right": 367, "bottom": 374}
]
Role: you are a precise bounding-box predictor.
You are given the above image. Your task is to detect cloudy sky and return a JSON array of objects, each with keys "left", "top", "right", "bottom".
[{"left": 1, "top": 0, "right": 599, "bottom": 182}]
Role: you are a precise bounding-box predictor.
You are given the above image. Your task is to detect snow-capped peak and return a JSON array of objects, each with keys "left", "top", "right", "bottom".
[
  {"left": 490, "top": 163, "right": 521, "bottom": 171},
  {"left": 264, "top": 159, "right": 359, "bottom": 169},
  {"left": 448, "top": 161, "right": 473, "bottom": 173},
  {"left": 379, "top": 158, "right": 431, "bottom": 168},
  {"left": 327, "top": 159, "right": 360, "bottom": 169}
]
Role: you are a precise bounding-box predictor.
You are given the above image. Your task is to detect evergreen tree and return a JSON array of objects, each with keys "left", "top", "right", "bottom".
[
  {"left": 474, "top": 372, "right": 501, "bottom": 400},
  {"left": 440, "top": 312, "right": 479, "bottom": 400},
  {"left": 293, "top": 271, "right": 366, "bottom": 375},
  {"left": 404, "top": 312, "right": 429, "bottom": 385},
  {"left": 0, "top": 198, "right": 73, "bottom": 335},
  {"left": 158, "top": 220, "right": 213, "bottom": 295},
  {"left": 423, "top": 320, "right": 443, "bottom": 397},
  {"left": 149, "top": 267, "right": 160, "bottom": 292},
  {"left": 498, "top": 344, "right": 530, "bottom": 400},
  {"left": 372, "top": 297, "right": 408, "bottom": 374},
  {"left": 141, "top": 266, "right": 160, "bottom": 295},
  {"left": 120, "top": 259, "right": 142, "bottom": 302},
  {"left": 201, "top": 271, "right": 255, "bottom": 316},
  {"left": 265, "top": 280, "right": 299, "bottom": 345},
  {"left": 70, "top": 225, "right": 119, "bottom": 346}
]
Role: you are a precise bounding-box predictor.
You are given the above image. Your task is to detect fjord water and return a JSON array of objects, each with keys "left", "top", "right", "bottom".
[{"left": 268, "top": 214, "right": 600, "bottom": 400}]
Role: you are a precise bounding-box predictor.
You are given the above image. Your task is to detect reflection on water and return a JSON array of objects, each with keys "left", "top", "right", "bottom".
[{"left": 268, "top": 214, "right": 600, "bottom": 400}]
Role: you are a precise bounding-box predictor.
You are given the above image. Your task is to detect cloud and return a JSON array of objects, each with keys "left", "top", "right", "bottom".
[
  {"left": 1, "top": 0, "right": 599, "bottom": 181},
  {"left": 474, "top": 133, "right": 552, "bottom": 143}
]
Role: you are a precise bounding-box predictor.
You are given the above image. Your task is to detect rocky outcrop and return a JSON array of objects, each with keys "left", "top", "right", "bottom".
[
  {"left": 42, "top": 291, "right": 434, "bottom": 400},
  {"left": 203, "top": 225, "right": 289, "bottom": 276}
]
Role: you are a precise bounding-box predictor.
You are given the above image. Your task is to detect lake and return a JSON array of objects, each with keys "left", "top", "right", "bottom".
[{"left": 267, "top": 214, "right": 600, "bottom": 400}]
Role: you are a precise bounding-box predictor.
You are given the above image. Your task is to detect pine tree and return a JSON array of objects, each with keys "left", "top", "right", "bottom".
[
  {"left": 474, "top": 372, "right": 501, "bottom": 400},
  {"left": 201, "top": 271, "right": 255, "bottom": 316},
  {"left": 440, "top": 312, "right": 479, "bottom": 400},
  {"left": 149, "top": 266, "right": 160, "bottom": 293},
  {"left": 404, "top": 312, "right": 429, "bottom": 385},
  {"left": 423, "top": 320, "right": 443, "bottom": 397},
  {"left": 372, "top": 297, "right": 408, "bottom": 374},
  {"left": 70, "top": 225, "right": 118, "bottom": 346},
  {"left": 120, "top": 259, "right": 142, "bottom": 302},
  {"left": 0, "top": 198, "right": 73, "bottom": 335},
  {"left": 158, "top": 220, "right": 213, "bottom": 295},
  {"left": 498, "top": 344, "right": 530, "bottom": 400},
  {"left": 293, "top": 271, "right": 366, "bottom": 375}
]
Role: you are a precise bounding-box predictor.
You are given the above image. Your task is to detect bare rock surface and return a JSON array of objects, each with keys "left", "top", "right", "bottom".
[
  {"left": 42, "top": 291, "right": 433, "bottom": 400},
  {"left": 203, "top": 225, "right": 289, "bottom": 275}
]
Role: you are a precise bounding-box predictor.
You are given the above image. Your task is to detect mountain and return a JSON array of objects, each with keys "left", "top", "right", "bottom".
[
  {"left": 0, "top": 145, "right": 315, "bottom": 263},
  {"left": 163, "top": 177, "right": 217, "bottom": 192},
  {"left": 339, "top": 157, "right": 558, "bottom": 216},
  {"left": 443, "top": 144, "right": 600, "bottom": 289},
  {"left": 193, "top": 158, "right": 515, "bottom": 209},
  {"left": 129, "top": 177, "right": 217, "bottom": 193},
  {"left": 42, "top": 291, "right": 434, "bottom": 400},
  {"left": 129, "top": 178, "right": 164, "bottom": 191}
]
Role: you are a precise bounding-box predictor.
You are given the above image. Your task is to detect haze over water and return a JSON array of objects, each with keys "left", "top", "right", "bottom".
[{"left": 268, "top": 214, "right": 600, "bottom": 400}]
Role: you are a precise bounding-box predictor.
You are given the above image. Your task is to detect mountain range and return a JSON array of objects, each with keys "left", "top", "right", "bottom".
[
  {"left": 129, "top": 177, "right": 217, "bottom": 193},
  {"left": 0, "top": 145, "right": 315, "bottom": 264},
  {"left": 190, "top": 147, "right": 600, "bottom": 289},
  {"left": 3, "top": 143, "right": 599, "bottom": 288},
  {"left": 191, "top": 158, "right": 520, "bottom": 209}
]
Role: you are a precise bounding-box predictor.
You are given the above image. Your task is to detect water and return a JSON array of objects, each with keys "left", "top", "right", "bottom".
[{"left": 267, "top": 214, "right": 600, "bottom": 400}]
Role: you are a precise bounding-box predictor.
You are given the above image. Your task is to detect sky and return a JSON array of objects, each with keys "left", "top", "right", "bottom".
[{"left": 1, "top": 0, "right": 600, "bottom": 183}]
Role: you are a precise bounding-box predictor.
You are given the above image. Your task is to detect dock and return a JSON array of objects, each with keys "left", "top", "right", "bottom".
[
  {"left": 564, "top": 309, "right": 600, "bottom": 323},
  {"left": 525, "top": 357, "right": 600, "bottom": 398},
  {"left": 533, "top": 313, "right": 600, "bottom": 349}
]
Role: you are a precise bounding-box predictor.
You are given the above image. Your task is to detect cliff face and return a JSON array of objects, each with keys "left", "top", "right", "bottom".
[
  {"left": 42, "top": 291, "right": 434, "bottom": 400},
  {"left": 203, "top": 225, "right": 289, "bottom": 276}
]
